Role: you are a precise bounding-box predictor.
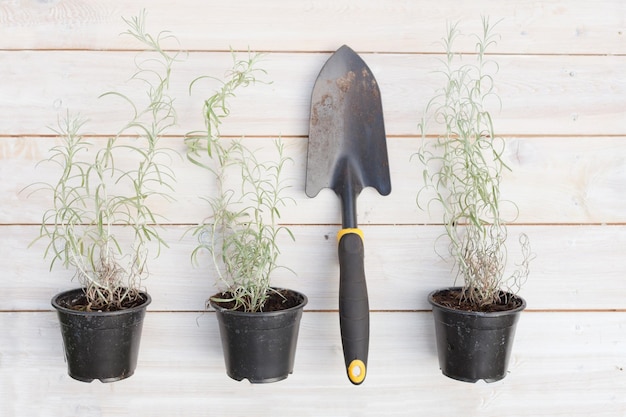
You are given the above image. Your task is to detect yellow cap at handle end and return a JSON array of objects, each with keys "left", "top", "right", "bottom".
[{"left": 348, "top": 359, "right": 366, "bottom": 384}]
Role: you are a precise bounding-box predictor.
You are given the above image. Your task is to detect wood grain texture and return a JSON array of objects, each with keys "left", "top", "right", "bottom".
[
  {"left": 6, "top": 136, "right": 626, "bottom": 225},
  {"left": 0, "top": 0, "right": 624, "bottom": 54},
  {"left": 1, "top": 52, "right": 625, "bottom": 137},
  {"left": 1, "top": 1, "right": 624, "bottom": 414},
  {"left": 1, "top": 311, "right": 624, "bottom": 417},
  {"left": 3, "top": 224, "right": 626, "bottom": 312}
]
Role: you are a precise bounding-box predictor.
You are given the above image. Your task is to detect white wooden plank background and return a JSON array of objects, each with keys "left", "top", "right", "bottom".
[
  {"left": 1, "top": 1, "right": 625, "bottom": 416},
  {"left": 2, "top": 52, "right": 625, "bottom": 136},
  {"left": 6, "top": 136, "right": 626, "bottom": 225},
  {"left": 3, "top": 224, "right": 626, "bottom": 312},
  {"left": 1, "top": 312, "right": 624, "bottom": 417},
  {"left": 0, "top": 0, "right": 623, "bottom": 54}
]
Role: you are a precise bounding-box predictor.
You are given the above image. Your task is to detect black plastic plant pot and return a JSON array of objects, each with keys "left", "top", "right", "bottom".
[
  {"left": 428, "top": 287, "right": 526, "bottom": 383},
  {"left": 51, "top": 288, "right": 151, "bottom": 383},
  {"left": 210, "top": 289, "right": 307, "bottom": 383}
]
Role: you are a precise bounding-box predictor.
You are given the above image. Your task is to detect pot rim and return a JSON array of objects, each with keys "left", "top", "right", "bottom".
[
  {"left": 209, "top": 287, "right": 308, "bottom": 317},
  {"left": 51, "top": 287, "right": 152, "bottom": 317},
  {"left": 428, "top": 287, "right": 526, "bottom": 317}
]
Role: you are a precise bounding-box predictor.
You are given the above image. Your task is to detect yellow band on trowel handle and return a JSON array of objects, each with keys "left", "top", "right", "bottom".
[{"left": 337, "top": 228, "right": 364, "bottom": 242}]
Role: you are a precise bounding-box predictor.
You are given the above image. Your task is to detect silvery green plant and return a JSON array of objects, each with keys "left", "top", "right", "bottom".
[
  {"left": 417, "top": 18, "right": 532, "bottom": 309},
  {"left": 29, "top": 12, "right": 181, "bottom": 311},
  {"left": 186, "top": 53, "right": 295, "bottom": 313}
]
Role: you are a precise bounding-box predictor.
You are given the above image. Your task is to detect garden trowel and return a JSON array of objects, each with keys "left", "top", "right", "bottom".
[{"left": 305, "top": 45, "right": 391, "bottom": 385}]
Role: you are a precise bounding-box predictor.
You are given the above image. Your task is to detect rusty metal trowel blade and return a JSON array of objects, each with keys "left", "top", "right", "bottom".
[{"left": 306, "top": 45, "right": 391, "bottom": 200}]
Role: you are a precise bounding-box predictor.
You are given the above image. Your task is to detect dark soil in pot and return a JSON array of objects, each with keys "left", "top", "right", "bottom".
[
  {"left": 210, "top": 288, "right": 307, "bottom": 383},
  {"left": 51, "top": 288, "right": 151, "bottom": 383},
  {"left": 428, "top": 287, "right": 526, "bottom": 383}
]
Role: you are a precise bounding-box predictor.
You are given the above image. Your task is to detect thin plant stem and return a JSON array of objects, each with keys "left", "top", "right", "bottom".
[
  {"left": 186, "top": 54, "right": 295, "bottom": 313},
  {"left": 27, "top": 11, "right": 181, "bottom": 311},
  {"left": 417, "top": 17, "right": 532, "bottom": 308}
]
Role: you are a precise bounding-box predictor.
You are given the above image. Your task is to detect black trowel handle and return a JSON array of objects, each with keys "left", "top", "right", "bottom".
[{"left": 337, "top": 229, "right": 370, "bottom": 385}]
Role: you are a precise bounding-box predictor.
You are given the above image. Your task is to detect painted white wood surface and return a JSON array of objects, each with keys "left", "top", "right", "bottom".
[
  {"left": 1, "top": 1, "right": 625, "bottom": 416},
  {"left": 2, "top": 52, "right": 625, "bottom": 136},
  {"left": 6, "top": 136, "right": 626, "bottom": 225},
  {"left": 0, "top": 0, "right": 623, "bottom": 54},
  {"left": 1, "top": 312, "right": 625, "bottom": 417},
  {"left": 2, "top": 224, "right": 626, "bottom": 312}
]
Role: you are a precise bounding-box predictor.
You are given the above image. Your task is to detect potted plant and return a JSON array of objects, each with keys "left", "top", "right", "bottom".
[
  {"left": 27, "top": 13, "right": 180, "bottom": 382},
  {"left": 186, "top": 53, "right": 307, "bottom": 383},
  {"left": 416, "top": 18, "right": 533, "bottom": 383}
]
